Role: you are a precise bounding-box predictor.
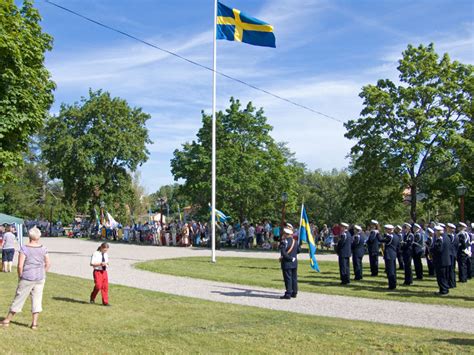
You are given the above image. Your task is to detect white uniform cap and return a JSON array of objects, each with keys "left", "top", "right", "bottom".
[
  {"left": 340, "top": 222, "right": 349, "bottom": 228},
  {"left": 472, "top": 223, "right": 474, "bottom": 229},
  {"left": 439, "top": 223, "right": 446, "bottom": 228},
  {"left": 435, "top": 226, "right": 444, "bottom": 231},
  {"left": 459, "top": 222, "right": 467, "bottom": 228},
  {"left": 395, "top": 225, "right": 402, "bottom": 231},
  {"left": 427, "top": 228, "right": 434, "bottom": 234},
  {"left": 370, "top": 220, "right": 379, "bottom": 225},
  {"left": 354, "top": 225, "right": 362, "bottom": 231},
  {"left": 403, "top": 223, "right": 412, "bottom": 228},
  {"left": 447, "top": 223, "right": 456, "bottom": 229},
  {"left": 413, "top": 223, "right": 421, "bottom": 229},
  {"left": 283, "top": 223, "right": 294, "bottom": 235},
  {"left": 384, "top": 224, "right": 394, "bottom": 230}
]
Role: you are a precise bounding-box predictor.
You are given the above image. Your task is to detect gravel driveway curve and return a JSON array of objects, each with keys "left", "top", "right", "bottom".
[{"left": 39, "top": 238, "right": 474, "bottom": 334}]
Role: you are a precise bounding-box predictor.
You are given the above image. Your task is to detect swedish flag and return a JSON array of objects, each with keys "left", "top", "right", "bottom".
[
  {"left": 299, "top": 205, "right": 320, "bottom": 272},
  {"left": 217, "top": 2, "right": 276, "bottom": 48},
  {"left": 209, "top": 205, "right": 230, "bottom": 222}
]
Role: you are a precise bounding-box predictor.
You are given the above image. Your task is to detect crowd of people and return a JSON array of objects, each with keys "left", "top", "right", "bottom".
[{"left": 334, "top": 220, "right": 474, "bottom": 295}]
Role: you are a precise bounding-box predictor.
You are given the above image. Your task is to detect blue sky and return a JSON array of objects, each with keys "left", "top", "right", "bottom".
[{"left": 32, "top": 0, "right": 473, "bottom": 193}]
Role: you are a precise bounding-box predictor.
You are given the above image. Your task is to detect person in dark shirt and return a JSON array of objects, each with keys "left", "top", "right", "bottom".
[
  {"left": 446, "top": 223, "right": 458, "bottom": 288},
  {"left": 431, "top": 226, "right": 451, "bottom": 295},
  {"left": 401, "top": 223, "right": 414, "bottom": 286},
  {"left": 336, "top": 222, "right": 352, "bottom": 285},
  {"left": 351, "top": 225, "right": 365, "bottom": 280},
  {"left": 279, "top": 223, "right": 300, "bottom": 299},
  {"left": 379, "top": 224, "right": 399, "bottom": 290},
  {"left": 425, "top": 228, "right": 435, "bottom": 276},
  {"left": 412, "top": 223, "right": 424, "bottom": 280},
  {"left": 366, "top": 220, "right": 380, "bottom": 276},
  {"left": 457, "top": 222, "right": 470, "bottom": 283}
]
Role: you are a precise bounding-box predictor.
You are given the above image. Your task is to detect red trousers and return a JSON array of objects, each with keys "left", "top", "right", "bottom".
[{"left": 90, "top": 270, "right": 109, "bottom": 305}]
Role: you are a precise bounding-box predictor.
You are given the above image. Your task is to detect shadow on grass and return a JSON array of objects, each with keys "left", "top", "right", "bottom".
[
  {"left": 52, "top": 296, "right": 89, "bottom": 304},
  {"left": 0, "top": 318, "right": 29, "bottom": 328},
  {"left": 435, "top": 338, "right": 474, "bottom": 346},
  {"left": 211, "top": 286, "right": 281, "bottom": 299},
  {"left": 237, "top": 266, "right": 280, "bottom": 271}
]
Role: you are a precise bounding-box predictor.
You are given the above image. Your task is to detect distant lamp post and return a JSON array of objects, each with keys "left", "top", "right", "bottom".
[
  {"left": 281, "top": 192, "right": 288, "bottom": 229},
  {"left": 457, "top": 184, "right": 467, "bottom": 222},
  {"left": 158, "top": 198, "right": 165, "bottom": 224}
]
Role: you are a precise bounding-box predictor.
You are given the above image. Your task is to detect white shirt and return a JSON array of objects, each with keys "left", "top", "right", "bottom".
[{"left": 90, "top": 251, "right": 109, "bottom": 270}]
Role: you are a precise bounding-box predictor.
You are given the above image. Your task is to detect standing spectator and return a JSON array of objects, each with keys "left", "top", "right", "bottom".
[
  {"left": 255, "top": 223, "right": 263, "bottom": 246},
  {"left": 1, "top": 227, "right": 50, "bottom": 329},
  {"left": 181, "top": 223, "right": 190, "bottom": 247},
  {"left": 2, "top": 225, "right": 16, "bottom": 273},
  {"left": 170, "top": 222, "right": 177, "bottom": 246},
  {"left": 90, "top": 242, "right": 110, "bottom": 306},
  {"left": 248, "top": 224, "right": 255, "bottom": 248},
  {"left": 273, "top": 224, "right": 280, "bottom": 243}
]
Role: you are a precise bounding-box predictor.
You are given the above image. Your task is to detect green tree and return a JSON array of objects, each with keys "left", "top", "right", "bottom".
[
  {"left": 0, "top": 0, "right": 55, "bottom": 183},
  {"left": 345, "top": 44, "right": 472, "bottom": 222},
  {"left": 298, "top": 169, "right": 355, "bottom": 226},
  {"left": 171, "top": 98, "right": 302, "bottom": 222},
  {"left": 42, "top": 90, "right": 152, "bottom": 219}
]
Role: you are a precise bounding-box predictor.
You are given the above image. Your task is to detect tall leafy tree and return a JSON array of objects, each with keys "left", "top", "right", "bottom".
[
  {"left": 0, "top": 0, "right": 55, "bottom": 183},
  {"left": 171, "top": 98, "right": 302, "bottom": 222},
  {"left": 42, "top": 90, "right": 152, "bottom": 217},
  {"left": 345, "top": 44, "right": 472, "bottom": 222}
]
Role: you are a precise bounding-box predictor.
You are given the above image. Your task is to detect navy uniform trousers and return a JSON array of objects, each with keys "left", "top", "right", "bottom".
[
  {"left": 338, "top": 256, "right": 350, "bottom": 284},
  {"left": 282, "top": 268, "right": 298, "bottom": 297}
]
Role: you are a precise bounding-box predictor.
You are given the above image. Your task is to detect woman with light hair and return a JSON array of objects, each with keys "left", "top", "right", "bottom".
[{"left": 1, "top": 227, "right": 50, "bottom": 329}]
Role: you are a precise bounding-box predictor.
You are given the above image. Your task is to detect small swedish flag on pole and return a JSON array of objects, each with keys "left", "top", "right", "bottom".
[{"left": 217, "top": 2, "right": 276, "bottom": 48}]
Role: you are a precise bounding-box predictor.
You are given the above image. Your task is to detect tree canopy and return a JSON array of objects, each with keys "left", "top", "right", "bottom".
[
  {"left": 0, "top": 0, "right": 55, "bottom": 183},
  {"left": 171, "top": 98, "right": 302, "bottom": 222},
  {"left": 345, "top": 44, "right": 473, "bottom": 222},
  {"left": 42, "top": 90, "right": 152, "bottom": 218}
]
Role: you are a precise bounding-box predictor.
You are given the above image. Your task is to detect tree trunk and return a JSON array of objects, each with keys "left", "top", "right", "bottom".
[{"left": 410, "top": 184, "right": 417, "bottom": 222}]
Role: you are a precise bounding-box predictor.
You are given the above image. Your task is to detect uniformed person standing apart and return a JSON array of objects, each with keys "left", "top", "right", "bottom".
[
  {"left": 412, "top": 223, "right": 424, "bottom": 280},
  {"left": 351, "top": 225, "right": 365, "bottom": 280},
  {"left": 446, "top": 223, "right": 458, "bottom": 289},
  {"left": 431, "top": 225, "right": 451, "bottom": 296},
  {"left": 401, "top": 223, "right": 414, "bottom": 286},
  {"left": 366, "top": 220, "right": 380, "bottom": 276},
  {"left": 394, "top": 225, "right": 404, "bottom": 270},
  {"left": 279, "top": 223, "right": 299, "bottom": 299},
  {"left": 425, "top": 228, "right": 435, "bottom": 276},
  {"left": 336, "top": 222, "right": 352, "bottom": 285},
  {"left": 379, "top": 224, "right": 399, "bottom": 290},
  {"left": 457, "top": 222, "right": 470, "bottom": 283}
]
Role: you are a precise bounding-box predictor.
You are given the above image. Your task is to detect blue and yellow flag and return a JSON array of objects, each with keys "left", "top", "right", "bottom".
[
  {"left": 299, "top": 205, "right": 320, "bottom": 272},
  {"left": 217, "top": 2, "right": 276, "bottom": 48},
  {"left": 209, "top": 204, "right": 230, "bottom": 222}
]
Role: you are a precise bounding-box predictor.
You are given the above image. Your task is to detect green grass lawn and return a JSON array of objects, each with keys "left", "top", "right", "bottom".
[
  {"left": 136, "top": 257, "right": 474, "bottom": 309},
  {"left": 0, "top": 272, "right": 472, "bottom": 353}
]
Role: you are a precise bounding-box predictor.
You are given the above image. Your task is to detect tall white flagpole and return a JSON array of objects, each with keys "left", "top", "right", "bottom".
[{"left": 211, "top": 0, "right": 217, "bottom": 263}]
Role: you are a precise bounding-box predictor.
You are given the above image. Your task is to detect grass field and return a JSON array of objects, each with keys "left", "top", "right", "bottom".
[
  {"left": 136, "top": 257, "right": 474, "bottom": 308},
  {"left": 0, "top": 272, "right": 472, "bottom": 353}
]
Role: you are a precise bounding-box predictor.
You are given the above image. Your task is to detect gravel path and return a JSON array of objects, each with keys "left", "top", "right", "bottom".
[{"left": 40, "top": 238, "right": 474, "bottom": 334}]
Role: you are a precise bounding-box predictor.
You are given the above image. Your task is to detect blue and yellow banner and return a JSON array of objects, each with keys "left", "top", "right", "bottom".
[
  {"left": 217, "top": 2, "right": 276, "bottom": 48},
  {"left": 299, "top": 205, "right": 320, "bottom": 272},
  {"left": 209, "top": 205, "right": 230, "bottom": 222}
]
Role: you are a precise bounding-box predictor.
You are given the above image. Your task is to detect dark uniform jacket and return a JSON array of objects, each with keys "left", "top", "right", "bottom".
[
  {"left": 458, "top": 231, "right": 471, "bottom": 257},
  {"left": 413, "top": 232, "right": 424, "bottom": 255},
  {"left": 379, "top": 233, "right": 399, "bottom": 260},
  {"left": 431, "top": 235, "right": 452, "bottom": 267},
  {"left": 336, "top": 231, "right": 353, "bottom": 258},
  {"left": 425, "top": 235, "right": 433, "bottom": 258},
  {"left": 401, "top": 232, "right": 414, "bottom": 256},
  {"left": 279, "top": 237, "right": 299, "bottom": 269},
  {"left": 448, "top": 233, "right": 459, "bottom": 259},
  {"left": 351, "top": 233, "right": 365, "bottom": 258},
  {"left": 366, "top": 230, "right": 380, "bottom": 255}
]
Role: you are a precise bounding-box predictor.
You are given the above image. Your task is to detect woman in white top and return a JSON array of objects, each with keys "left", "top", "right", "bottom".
[{"left": 90, "top": 243, "right": 110, "bottom": 306}]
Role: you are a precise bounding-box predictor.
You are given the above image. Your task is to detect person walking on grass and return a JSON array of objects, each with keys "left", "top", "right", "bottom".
[
  {"left": 90, "top": 242, "right": 110, "bottom": 306},
  {"left": 1, "top": 227, "right": 50, "bottom": 330}
]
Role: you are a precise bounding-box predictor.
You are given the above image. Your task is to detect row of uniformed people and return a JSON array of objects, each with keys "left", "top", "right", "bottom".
[{"left": 336, "top": 220, "right": 473, "bottom": 294}]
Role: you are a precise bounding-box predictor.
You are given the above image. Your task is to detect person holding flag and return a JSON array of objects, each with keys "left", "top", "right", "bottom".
[
  {"left": 298, "top": 205, "right": 320, "bottom": 272},
  {"left": 279, "top": 223, "right": 300, "bottom": 299}
]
